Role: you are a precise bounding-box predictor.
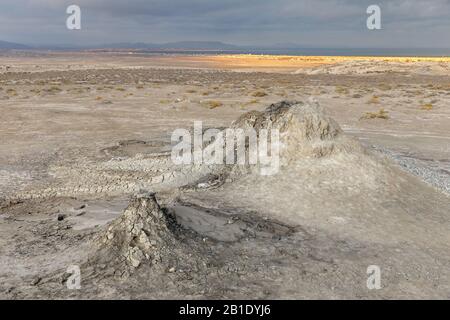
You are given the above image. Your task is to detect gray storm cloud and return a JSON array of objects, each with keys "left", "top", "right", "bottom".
[{"left": 0, "top": 0, "right": 449, "bottom": 47}]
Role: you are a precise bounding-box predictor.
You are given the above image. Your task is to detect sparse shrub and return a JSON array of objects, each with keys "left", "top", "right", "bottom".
[
  {"left": 70, "top": 87, "right": 85, "bottom": 94},
  {"left": 362, "top": 87, "right": 374, "bottom": 94},
  {"left": 45, "top": 86, "right": 62, "bottom": 93},
  {"left": 421, "top": 103, "right": 433, "bottom": 110},
  {"left": 378, "top": 84, "right": 392, "bottom": 91},
  {"left": 252, "top": 91, "right": 268, "bottom": 97},
  {"left": 335, "top": 86, "right": 349, "bottom": 95},
  {"left": 246, "top": 99, "right": 259, "bottom": 105},
  {"left": 205, "top": 101, "right": 223, "bottom": 109},
  {"left": 360, "top": 108, "right": 389, "bottom": 120},
  {"left": 6, "top": 88, "right": 17, "bottom": 96},
  {"left": 367, "top": 95, "right": 380, "bottom": 104}
]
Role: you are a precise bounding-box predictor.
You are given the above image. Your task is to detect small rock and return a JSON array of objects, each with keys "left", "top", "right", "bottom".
[
  {"left": 168, "top": 267, "right": 176, "bottom": 273},
  {"left": 57, "top": 214, "right": 66, "bottom": 221},
  {"left": 197, "top": 183, "right": 209, "bottom": 189},
  {"left": 31, "top": 277, "right": 41, "bottom": 286}
]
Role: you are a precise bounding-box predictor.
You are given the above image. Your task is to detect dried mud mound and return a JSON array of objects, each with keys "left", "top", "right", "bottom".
[
  {"left": 91, "top": 194, "right": 207, "bottom": 278},
  {"left": 180, "top": 100, "right": 450, "bottom": 246},
  {"left": 232, "top": 100, "right": 362, "bottom": 161},
  {"left": 196, "top": 100, "right": 383, "bottom": 185}
]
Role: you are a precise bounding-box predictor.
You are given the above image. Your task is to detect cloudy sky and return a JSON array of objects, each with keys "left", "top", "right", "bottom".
[{"left": 0, "top": 0, "right": 449, "bottom": 47}]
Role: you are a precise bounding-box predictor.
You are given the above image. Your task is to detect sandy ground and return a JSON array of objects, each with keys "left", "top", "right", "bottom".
[{"left": 0, "top": 52, "right": 449, "bottom": 299}]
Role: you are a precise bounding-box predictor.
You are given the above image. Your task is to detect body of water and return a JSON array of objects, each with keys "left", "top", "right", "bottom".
[{"left": 139, "top": 48, "right": 450, "bottom": 57}]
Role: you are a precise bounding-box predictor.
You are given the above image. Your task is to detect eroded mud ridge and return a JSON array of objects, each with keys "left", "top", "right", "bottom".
[{"left": 1, "top": 101, "right": 449, "bottom": 299}]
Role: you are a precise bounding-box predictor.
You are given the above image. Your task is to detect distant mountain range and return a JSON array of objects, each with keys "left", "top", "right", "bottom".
[
  {"left": 2, "top": 40, "right": 448, "bottom": 56},
  {"left": 0, "top": 40, "right": 304, "bottom": 51},
  {"left": 0, "top": 40, "right": 31, "bottom": 49},
  {"left": 100, "top": 41, "right": 241, "bottom": 50}
]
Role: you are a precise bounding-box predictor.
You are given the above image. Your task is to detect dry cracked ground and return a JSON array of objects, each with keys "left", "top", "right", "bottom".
[{"left": 0, "top": 52, "right": 449, "bottom": 299}]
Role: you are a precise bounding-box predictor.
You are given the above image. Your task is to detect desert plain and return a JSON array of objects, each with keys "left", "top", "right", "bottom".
[{"left": 0, "top": 51, "right": 449, "bottom": 299}]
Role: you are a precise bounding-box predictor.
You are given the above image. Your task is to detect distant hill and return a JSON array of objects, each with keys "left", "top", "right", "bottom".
[
  {"left": 0, "top": 39, "right": 304, "bottom": 51},
  {"left": 159, "top": 41, "right": 239, "bottom": 50},
  {"left": 99, "top": 41, "right": 240, "bottom": 50},
  {"left": 99, "top": 42, "right": 158, "bottom": 49},
  {"left": 0, "top": 40, "right": 31, "bottom": 49}
]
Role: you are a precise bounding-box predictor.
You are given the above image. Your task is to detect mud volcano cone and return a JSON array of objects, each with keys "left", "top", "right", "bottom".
[
  {"left": 93, "top": 193, "right": 206, "bottom": 277},
  {"left": 178, "top": 100, "right": 449, "bottom": 246}
]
